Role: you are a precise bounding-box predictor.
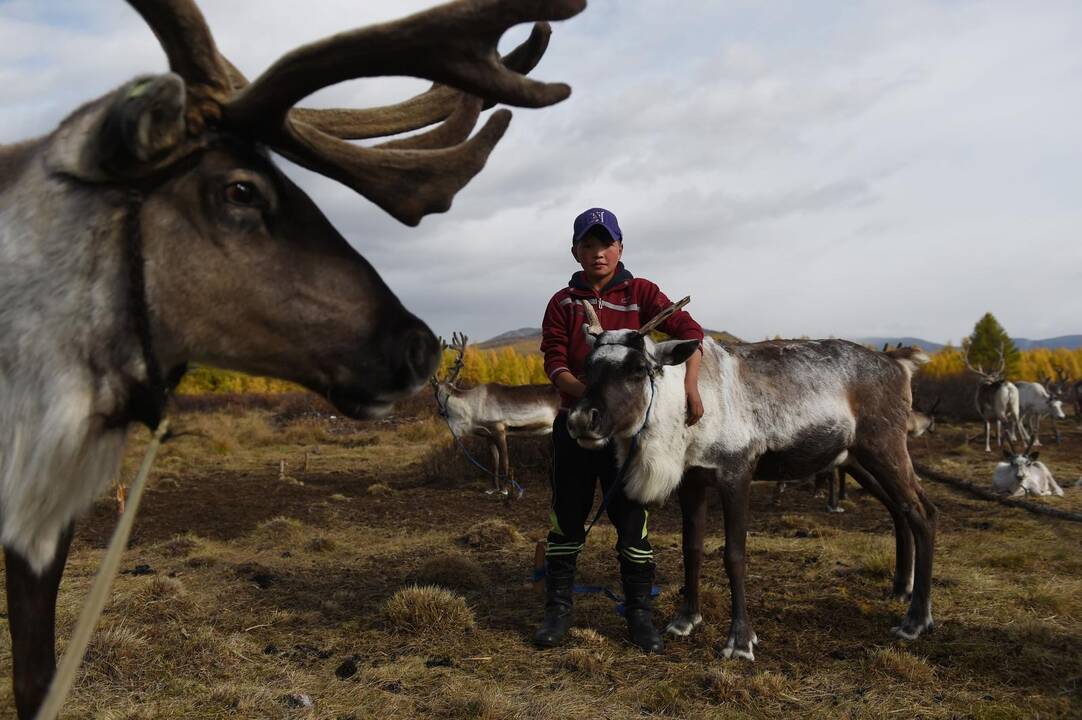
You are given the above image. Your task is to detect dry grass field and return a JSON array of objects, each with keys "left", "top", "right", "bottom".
[{"left": 2, "top": 395, "right": 1080, "bottom": 719}]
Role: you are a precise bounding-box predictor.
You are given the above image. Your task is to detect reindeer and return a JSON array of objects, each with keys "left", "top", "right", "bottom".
[
  {"left": 816, "top": 398, "right": 938, "bottom": 513},
  {"left": 992, "top": 438, "right": 1064, "bottom": 497},
  {"left": 432, "top": 333, "right": 559, "bottom": 495},
  {"left": 568, "top": 300, "right": 937, "bottom": 660},
  {"left": 0, "top": 1, "right": 583, "bottom": 717},
  {"left": 965, "top": 344, "right": 1028, "bottom": 452},
  {"left": 1016, "top": 381, "right": 1066, "bottom": 446}
]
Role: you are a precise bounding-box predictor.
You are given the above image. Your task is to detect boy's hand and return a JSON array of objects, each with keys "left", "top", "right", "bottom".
[{"left": 685, "top": 387, "right": 704, "bottom": 426}]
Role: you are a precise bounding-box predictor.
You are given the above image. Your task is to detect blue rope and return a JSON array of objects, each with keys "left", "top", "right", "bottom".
[{"left": 439, "top": 409, "right": 525, "bottom": 498}]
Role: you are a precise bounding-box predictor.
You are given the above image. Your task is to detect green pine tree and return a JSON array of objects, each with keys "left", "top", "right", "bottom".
[{"left": 963, "top": 312, "right": 1020, "bottom": 377}]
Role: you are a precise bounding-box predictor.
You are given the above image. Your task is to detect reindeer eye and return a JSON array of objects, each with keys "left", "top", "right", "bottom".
[{"left": 224, "top": 181, "right": 260, "bottom": 207}]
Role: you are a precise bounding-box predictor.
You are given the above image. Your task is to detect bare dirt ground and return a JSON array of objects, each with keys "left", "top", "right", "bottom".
[{"left": 2, "top": 396, "right": 1080, "bottom": 719}]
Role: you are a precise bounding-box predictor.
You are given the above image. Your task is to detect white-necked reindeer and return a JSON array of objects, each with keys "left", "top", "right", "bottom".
[
  {"left": 966, "top": 345, "right": 1028, "bottom": 452},
  {"left": 0, "top": 1, "right": 583, "bottom": 716},
  {"left": 1016, "top": 381, "right": 1066, "bottom": 446},
  {"left": 433, "top": 333, "right": 559, "bottom": 496},
  {"left": 568, "top": 300, "right": 937, "bottom": 660},
  {"left": 992, "top": 438, "right": 1064, "bottom": 497}
]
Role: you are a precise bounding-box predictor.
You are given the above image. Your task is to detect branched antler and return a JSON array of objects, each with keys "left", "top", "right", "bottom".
[
  {"left": 638, "top": 296, "right": 691, "bottom": 337},
  {"left": 964, "top": 341, "right": 1006, "bottom": 381},
  {"left": 127, "top": 0, "right": 584, "bottom": 224},
  {"left": 444, "top": 332, "right": 470, "bottom": 385}
]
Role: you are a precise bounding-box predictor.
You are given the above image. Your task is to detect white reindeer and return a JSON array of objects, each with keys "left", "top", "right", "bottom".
[
  {"left": 1016, "top": 381, "right": 1066, "bottom": 446},
  {"left": 992, "top": 441, "right": 1064, "bottom": 497},
  {"left": 965, "top": 345, "right": 1028, "bottom": 452},
  {"left": 433, "top": 333, "right": 559, "bottom": 496}
]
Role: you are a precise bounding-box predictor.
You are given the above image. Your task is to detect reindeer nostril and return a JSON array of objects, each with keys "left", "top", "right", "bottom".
[{"left": 589, "top": 408, "right": 600, "bottom": 430}]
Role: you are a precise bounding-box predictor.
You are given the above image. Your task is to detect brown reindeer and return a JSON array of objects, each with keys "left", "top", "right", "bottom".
[
  {"left": 567, "top": 300, "right": 937, "bottom": 659},
  {"left": 432, "top": 333, "right": 559, "bottom": 495},
  {"left": 0, "top": 1, "right": 584, "bottom": 717}
]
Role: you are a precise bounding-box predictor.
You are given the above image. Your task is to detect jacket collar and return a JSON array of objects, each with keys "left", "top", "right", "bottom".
[{"left": 568, "top": 262, "right": 633, "bottom": 295}]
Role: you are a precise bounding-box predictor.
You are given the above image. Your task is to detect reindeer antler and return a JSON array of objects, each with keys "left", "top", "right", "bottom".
[
  {"left": 443, "top": 332, "right": 469, "bottom": 385},
  {"left": 581, "top": 299, "right": 604, "bottom": 337},
  {"left": 964, "top": 341, "right": 1007, "bottom": 381},
  {"left": 127, "top": 0, "right": 584, "bottom": 225},
  {"left": 637, "top": 296, "right": 691, "bottom": 337}
]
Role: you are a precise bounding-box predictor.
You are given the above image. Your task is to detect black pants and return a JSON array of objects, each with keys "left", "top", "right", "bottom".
[{"left": 546, "top": 413, "right": 653, "bottom": 566}]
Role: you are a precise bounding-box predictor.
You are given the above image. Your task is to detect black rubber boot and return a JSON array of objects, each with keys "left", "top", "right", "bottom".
[
  {"left": 621, "top": 559, "right": 664, "bottom": 653},
  {"left": 534, "top": 555, "right": 575, "bottom": 648}
]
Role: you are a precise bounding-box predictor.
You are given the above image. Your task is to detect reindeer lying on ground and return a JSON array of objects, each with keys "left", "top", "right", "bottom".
[
  {"left": 992, "top": 440, "right": 1064, "bottom": 497},
  {"left": 0, "top": 1, "right": 583, "bottom": 716},
  {"left": 1016, "top": 381, "right": 1066, "bottom": 446},
  {"left": 433, "top": 333, "right": 559, "bottom": 495},
  {"left": 568, "top": 300, "right": 937, "bottom": 660},
  {"left": 966, "top": 346, "right": 1028, "bottom": 452}
]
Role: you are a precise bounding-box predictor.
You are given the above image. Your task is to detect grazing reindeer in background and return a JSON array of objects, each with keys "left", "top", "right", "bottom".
[
  {"left": 1016, "top": 381, "right": 1066, "bottom": 446},
  {"left": 569, "top": 300, "right": 937, "bottom": 659},
  {"left": 966, "top": 345, "right": 1028, "bottom": 452},
  {"left": 992, "top": 438, "right": 1064, "bottom": 497},
  {"left": 432, "top": 333, "right": 559, "bottom": 495},
  {"left": 0, "top": 1, "right": 584, "bottom": 717}
]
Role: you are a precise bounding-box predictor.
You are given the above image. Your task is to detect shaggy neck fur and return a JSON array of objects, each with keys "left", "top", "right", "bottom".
[{"left": 1, "top": 138, "right": 151, "bottom": 574}]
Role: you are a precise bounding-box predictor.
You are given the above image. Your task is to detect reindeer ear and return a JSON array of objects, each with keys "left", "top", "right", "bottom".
[
  {"left": 653, "top": 339, "right": 700, "bottom": 367},
  {"left": 94, "top": 74, "right": 189, "bottom": 177}
]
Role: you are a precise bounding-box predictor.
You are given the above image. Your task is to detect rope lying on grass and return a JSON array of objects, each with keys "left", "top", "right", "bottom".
[{"left": 914, "top": 462, "right": 1082, "bottom": 524}]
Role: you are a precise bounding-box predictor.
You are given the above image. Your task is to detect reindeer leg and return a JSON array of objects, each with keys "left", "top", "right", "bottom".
[
  {"left": 837, "top": 468, "right": 848, "bottom": 502},
  {"left": 495, "top": 426, "right": 510, "bottom": 497},
  {"left": 1052, "top": 415, "right": 1061, "bottom": 445},
  {"left": 666, "top": 468, "right": 709, "bottom": 637},
  {"left": 854, "top": 449, "right": 936, "bottom": 640},
  {"left": 5, "top": 524, "right": 75, "bottom": 720},
  {"left": 984, "top": 420, "right": 992, "bottom": 452},
  {"left": 1031, "top": 415, "right": 1042, "bottom": 447},
  {"left": 718, "top": 470, "right": 757, "bottom": 660},
  {"left": 846, "top": 462, "right": 913, "bottom": 601},
  {"left": 485, "top": 438, "right": 500, "bottom": 494}
]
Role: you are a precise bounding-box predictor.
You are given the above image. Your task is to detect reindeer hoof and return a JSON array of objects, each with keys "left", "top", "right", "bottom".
[
  {"left": 891, "top": 617, "right": 933, "bottom": 641},
  {"left": 826, "top": 505, "right": 845, "bottom": 514},
  {"left": 664, "top": 612, "right": 702, "bottom": 637},
  {"left": 722, "top": 632, "right": 758, "bottom": 660}
]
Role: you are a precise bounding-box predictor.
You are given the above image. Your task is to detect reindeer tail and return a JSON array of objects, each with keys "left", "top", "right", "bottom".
[{"left": 885, "top": 346, "right": 930, "bottom": 376}]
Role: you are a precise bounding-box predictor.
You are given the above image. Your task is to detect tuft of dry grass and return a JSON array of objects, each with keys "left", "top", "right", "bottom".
[
  {"left": 554, "top": 648, "right": 613, "bottom": 677},
  {"left": 158, "top": 532, "right": 202, "bottom": 557},
  {"left": 383, "top": 585, "right": 475, "bottom": 635},
  {"left": 253, "top": 515, "right": 305, "bottom": 542},
  {"left": 567, "top": 627, "right": 608, "bottom": 646},
  {"left": 80, "top": 625, "right": 151, "bottom": 682},
  {"left": 701, "top": 667, "right": 791, "bottom": 706},
  {"left": 411, "top": 553, "right": 489, "bottom": 591},
  {"left": 460, "top": 519, "right": 524, "bottom": 548},
  {"left": 367, "top": 482, "right": 395, "bottom": 495},
  {"left": 304, "top": 535, "right": 337, "bottom": 553},
  {"left": 868, "top": 646, "right": 936, "bottom": 684}
]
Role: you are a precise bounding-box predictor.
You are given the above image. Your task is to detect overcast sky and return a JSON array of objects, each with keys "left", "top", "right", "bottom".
[{"left": 3, "top": 1, "right": 1080, "bottom": 345}]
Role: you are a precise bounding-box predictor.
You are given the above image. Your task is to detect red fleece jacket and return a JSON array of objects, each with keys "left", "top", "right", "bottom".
[{"left": 541, "top": 263, "right": 704, "bottom": 410}]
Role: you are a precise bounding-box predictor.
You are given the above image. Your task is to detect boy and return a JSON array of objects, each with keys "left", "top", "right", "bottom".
[{"left": 536, "top": 207, "right": 704, "bottom": 652}]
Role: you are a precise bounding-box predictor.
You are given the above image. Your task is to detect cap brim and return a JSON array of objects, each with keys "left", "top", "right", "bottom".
[{"left": 572, "top": 222, "right": 620, "bottom": 244}]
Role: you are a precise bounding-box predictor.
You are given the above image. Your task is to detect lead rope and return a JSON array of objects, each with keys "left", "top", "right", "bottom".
[
  {"left": 435, "top": 388, "right": 525, "bottom": 498},
  {"left": 35, "top": 419, "right": 170, "bottom": 720}
]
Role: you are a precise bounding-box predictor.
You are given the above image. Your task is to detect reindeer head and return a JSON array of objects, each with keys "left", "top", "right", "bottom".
[
  {"left": 431, "top": 332, "right": 469, "bottom": 407},
  {"left": 1001, "top": 437, "right": 1041, "bottom": 489},
  {"left": 964, "top": 342, "right": 1007, "bottom": 384},
  {"left": 42, "top": 0, "right": 583, "bottom": 419},
  {"left": 567, "top": 297, "right": 697, "bottom": 448}
]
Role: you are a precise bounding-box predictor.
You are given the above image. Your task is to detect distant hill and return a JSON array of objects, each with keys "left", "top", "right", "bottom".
[
  {"left": 849, "top": 337, "right": 946, "bottom": 352},
  {"left": 1012, "top": 335, "right": 1082, "bottom": 350}
]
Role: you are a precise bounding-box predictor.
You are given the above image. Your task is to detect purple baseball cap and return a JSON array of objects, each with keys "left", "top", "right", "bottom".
[{"left": 572, "top": 207, "right": 622, "bottom": 244}]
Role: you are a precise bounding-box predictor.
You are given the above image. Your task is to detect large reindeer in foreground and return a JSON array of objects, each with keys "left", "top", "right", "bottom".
[
  {"left": 965, "top": 344, "right": 1028, "bottom": 452},
  {"left": 432, "top": 333, "right": 559, "bottom": 495},
  {"left": 568, "top": 300, "right": 937, "bottom": 660},
  {"left": 0, "top": 1, "right": 584, "bottom": 716}
]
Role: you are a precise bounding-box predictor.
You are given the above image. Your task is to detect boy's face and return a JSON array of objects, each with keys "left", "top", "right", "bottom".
[{"left": 572, "top": 233, "right": 623, "bottom": 283}]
